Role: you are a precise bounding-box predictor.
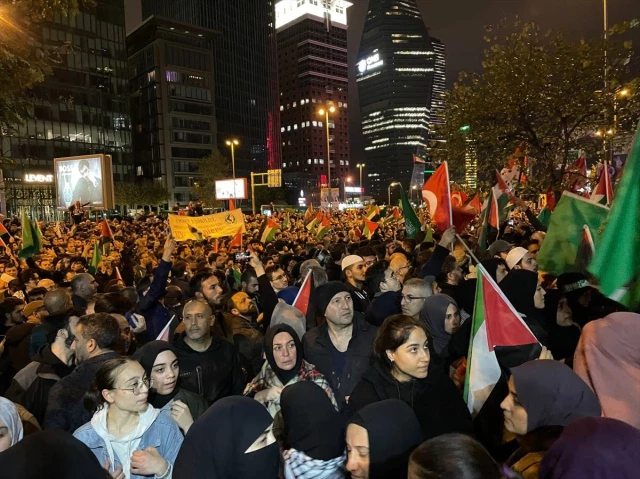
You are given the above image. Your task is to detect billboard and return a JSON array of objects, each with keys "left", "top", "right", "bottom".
[
  {"left": 215, "top": 178, "right": 248, "bottom": 200},
  {"left": 320, "top": 188, "right": 340, "bottom": 209},
  {"left": 54, "top": 154, "right": 115, "bottom": 209}
]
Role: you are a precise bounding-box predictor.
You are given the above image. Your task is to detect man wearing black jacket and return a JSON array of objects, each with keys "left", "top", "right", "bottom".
[
  {"left": 303, "top": 281, "right": 377, "bottom": 410},
  {"left": 173, "top": 299, "right": 245, "bottom": 405},
  {"left": 5, "top": 312, "right": 76, "bottom": 424},
  {"left": 364, "top": 260, "right": 402, "bottom": 327}
]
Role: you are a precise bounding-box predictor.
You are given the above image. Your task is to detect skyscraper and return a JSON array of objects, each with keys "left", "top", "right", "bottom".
[
  {"left": 276, "top": 0, "right": 352, "bottom": 201},
  {"left": 0, "top": 0, "right": 131, "bottom": 218},
  {"left": 141, "top": 0, "right": 281, "bottom": 178},
  {"left": 356, "top": 0, "right": 440, "bottom": 201},
  {"left": 430, "top": 37, "right": 446, "bottom": 126},
  {"left": 127, "top": 17, "right": 217, "bottom": 206}
]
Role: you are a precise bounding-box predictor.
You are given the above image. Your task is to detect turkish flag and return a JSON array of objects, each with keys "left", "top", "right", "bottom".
[
  {"left": 468, "top": 193, "right": 482, "bottom": 214},
  {"left": 451, "top": 190, "right": 469, "bottom": 208},
  {"left": 422, "top": 162, "right": 452, "bottom": 231}
]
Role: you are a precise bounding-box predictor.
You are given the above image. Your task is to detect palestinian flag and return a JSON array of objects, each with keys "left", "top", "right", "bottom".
[
  {"left": 306, "top": 212, "right": 323, "bottom": 232},
  {"left": 478, "top": 189, "right": 500, "bottom": 253},
  {"left": 260, "top": 217, "right": 279, "bottom": 243},
  {"left": 316, "top": 216, "right": 332, "bottom": 240},
  {"left": 384, "top": 206, "right": 402, "bottom": 225},
  {"left": 293, "top": 269, "right": 316, "bottom": 327},
  {"left": 88, "top": 240, "right": 102, "bottom": 275},
  {"left": 493, "top": 170, "right": 513, "bottom": 224},
  {"left": 536, "top": 192, "right": 608, "bottom": 276},
  {"left": 229, "top": 226, "right": 243, "bottom": 248},
  {"left": 304, "top": 204, "right": 315, "bottom": 223},
  {"left": 0, "top": 222, "right": 9, "bottom": 237},
  {"left": 362, "top": 218, "right": 379, "bottom": 239},
  {"left": 366, "top": 205, "right": 380, "bottom": 221},
  {"left": 575, "top": 225, "right": 596, "bottom": 275},
  {"left": 563, "top": 156, "right": 588, "bottom": 194},
  {"left": 590, "top": 162, "right": 614, "bottom": 206},
  {"left": 465, "top": 264, "right": 541, "bottom": 416}
]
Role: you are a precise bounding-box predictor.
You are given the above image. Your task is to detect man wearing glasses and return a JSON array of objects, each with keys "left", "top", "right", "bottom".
[
  {"left": 400, "top": 278, "right": 432, "bottom": 320},
  {"left": 363, "top": 260, "right": 403, "bottom": 327},
  {"left": 265, "top": 265, "right": 288, "bottom": 294},
  {"left": 44, "top": 313, "right": 120, "bottom": 432}
]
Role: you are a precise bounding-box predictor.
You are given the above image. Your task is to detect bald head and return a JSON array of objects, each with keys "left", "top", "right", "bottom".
[{"left": 44, "top": 288, "right": 73, "bottom": 315}]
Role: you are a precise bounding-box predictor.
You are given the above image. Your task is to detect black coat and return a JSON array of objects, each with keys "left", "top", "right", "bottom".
[
  {"left": 365, "top": 291, "right": 402, "bottom": 327},
  {"left": 347, "top": 360, "right": 474, "bottom": 441},
  {"left": 302, "top": 314, "right": 377, "bottom": 410},
  {"left": 173, "top": 333, "right": 246, "bottom": 405},
  {"left": 43, "top": 351, "right": 119, "bottom": 432},
  {"left": 4, "top": 345, "right": 74, "bottom": 425}
]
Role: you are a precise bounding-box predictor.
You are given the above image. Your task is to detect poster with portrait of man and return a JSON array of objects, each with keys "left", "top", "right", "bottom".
[{"left": 54, "top": 154, "right": 114, "bottom": 209}]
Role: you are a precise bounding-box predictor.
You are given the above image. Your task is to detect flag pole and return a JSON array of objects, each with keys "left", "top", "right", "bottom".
[{"left": 455, "top": 233, "right": 482, "bottom": 266}]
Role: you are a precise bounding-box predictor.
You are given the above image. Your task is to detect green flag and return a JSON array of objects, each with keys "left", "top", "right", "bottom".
[
  {"left": 536, "top": 192, "right": 608, "bottom": 276},
  {"left": 589, "top": 122, "right": 640, "bottom": 308},
  {"left": 537, "top": 207, "right": 552, "bottom": 229},
  {"left": 233, "top": 268, "right": 242, "bottom": 287},
  {"left": 400, "top": 187, "right": 420, "bottom": 239},
  {"left": 423, "top": 226, "right": 434, "bottom": 243},
  {"left": 88, "top": 240, "right": 102, "bottom": 275},
  {"left": 18, "top": 211, "right": 42, "bottom": 259}
]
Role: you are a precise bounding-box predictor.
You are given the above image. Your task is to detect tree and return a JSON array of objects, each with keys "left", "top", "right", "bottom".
[
  {"left": 433, "top": 19, "right": 640, "bottom": 194},
  {"left": 193, "top": 149, "right": 230, "bottom": 208},
  {"left": 253, "top": 186, "right": 287, "bottom": 208},
  {"left": 115, "top": 181, "right": 170, "bottom": 212}
]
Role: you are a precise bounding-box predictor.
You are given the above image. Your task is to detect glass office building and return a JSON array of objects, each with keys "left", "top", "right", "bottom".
[
  {"left": 141, "top": 0, "right": 281, "bottom": 177},
  {"left": 0, "top": 0, "right": 131, "bottom": 218}
]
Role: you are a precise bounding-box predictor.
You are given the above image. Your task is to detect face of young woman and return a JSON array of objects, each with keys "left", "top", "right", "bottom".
[
  {"left": 0, "top": 420, "right": 12, "bottom": 453},
  {"left": 151, "top": 350, "right": 180, "bottom": 396},
  {"left": 387, "top": 327, "right": 431, "bottom": 381},
  {"left": 500, "top": 376, "right": 529, "bottom": 436},
  {"left": 533, "top": 281, "right": 546, "bottom": 309},
  {"left": 346, "top": 423, "right": 370, "bottom": 479},
  {"left": 444, "top": 303, "right": 461, "bottom": 334},
  {"left": 272, "top": 332, "right": 297, "bottom": 371},
  {"left": 106, "top": 362, "right": 150, "bottom": 414}
]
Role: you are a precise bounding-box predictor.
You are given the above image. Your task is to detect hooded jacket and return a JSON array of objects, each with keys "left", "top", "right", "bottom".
[
  {"left": 73, "top": 404, "right": 183, "bottom": 479},
  {"left": 347, "top": 359, "right": 473, "bottom": 441},
  {"left": 4, "top": 344, "right": 74, "bottom": 425},
  {"left": 173, "top": 332, "right": 245, "bottom": 405}
]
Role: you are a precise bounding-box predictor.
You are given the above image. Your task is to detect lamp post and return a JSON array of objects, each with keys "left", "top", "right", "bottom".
[
  {"left": 388, "top": 182, "right": 401, "bottom": 206},
  {"left": 225, "top": 139, "right": 239, "bottom": 204},
  {"left": 356, "top": 163, "right": 365, "bottom": 190},
  {"left": 344, "top": 176, "right": 352, "bottom": 202},
  {"left": 318, "top": 106, "right": 336, "bottom": 190}
]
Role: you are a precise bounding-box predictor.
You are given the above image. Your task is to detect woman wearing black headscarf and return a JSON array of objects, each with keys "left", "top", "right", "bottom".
[
  {"left": 542, "top": 290, "right": 581, "bottom": 364},
  {"left": 277, "top": 381, "right": 346, "bottom": 478},
  {"left": 347, "top": 314, "right": 473, "bottom": 441},
  {"left": 500, "top": 360, "right": 602, "bottom": 478},
  {"left": 173, "top": 396, "right": 280, "bottom": 479},
  {"left": 132, "top": 340, "right": 208, "bottom": 434},
  {"left": 420, "top": 294, "right": 462, "bottom": 369},
  {"left": 244, "top": 324, "right": 337, "bottom": 417},
  {"left": 346, "top": 399, "right": 422, "bottom": 479},
  {"left": 481, "top": 258, "right": 508, "bottom": 284},
  {"left": 500, "top": 269, "right": 550, "bottom": 346},
  {"left": 0, "top": 430, "right": 107, "bottom": 479}
]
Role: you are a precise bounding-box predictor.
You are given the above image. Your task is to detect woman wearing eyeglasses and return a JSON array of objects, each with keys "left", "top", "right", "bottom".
[{"left": 74, "top": 357, "right": 183, "bottom": 479}]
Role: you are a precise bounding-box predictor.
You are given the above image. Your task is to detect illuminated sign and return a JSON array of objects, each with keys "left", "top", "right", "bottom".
[
  {"left": 357, "top": 53, "right": 383, "bottom": 73},
  {"left": 345, "top": 186, "right": 364, "bottom": 194},
  {"left": 24, "top": 173, "right": 54, "bottom": 183},
  {"left": 215, "top": 178, "right": 248, "bottom": 200}
]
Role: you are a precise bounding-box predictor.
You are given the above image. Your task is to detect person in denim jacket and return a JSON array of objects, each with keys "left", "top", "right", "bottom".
[{"left": 74, "top": 357, "right": 183, "bottom": 479}]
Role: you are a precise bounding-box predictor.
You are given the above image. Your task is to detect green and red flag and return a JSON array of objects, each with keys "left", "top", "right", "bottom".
[
  {"left": 465, "top": 264, "right": 541, "bottom": 416},
  {"left": 304, "top": 204, "right": 315, "bottom": 223},
  {"left": 362, "top": 218, "right": 379, "bottom": 239},
  {"left": 589, "top": 122, "right": 640, "bottom": 308},
  {"left": 260, "top": 217, "right": 280, "bottom": 243},
  {"left": 306, "top": 212, "right": 323, "bottom": 232},
  {"left": 478, "top": 189, "right": 500, "bottom": 253},
  {"left": 536, "top": 188, "right": 557, "bottom": 229},
  {"left": 229, "top": 226, "right": 243, "bottom": 248},
  {"left": 590, "top": 162, "right": 614, "bottom": 206},
  {"left": 88, "top": 240, "right": 102, "bottom": 275},
  {"left": 366, "top": 204, "right": 380, "bottom": 221},
  {"left": 316, "top": 216, "right": 332, "bottom": 240}
]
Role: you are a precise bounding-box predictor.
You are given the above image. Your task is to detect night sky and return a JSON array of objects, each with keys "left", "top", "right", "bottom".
[{"left": 126, "top": 0, "right": 638, "bottom": 164}]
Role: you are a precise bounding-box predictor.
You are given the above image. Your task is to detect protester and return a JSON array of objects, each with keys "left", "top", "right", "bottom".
[
  {"left": 173, "top": 299, "right": 245, "bottom": 404},
  {"left": 74, "top": 357, "right": 183, "bottom": 479},
  {"left": 400, "top": 278, "right": 431, "bottom": 320},
  {"left": 348, "top": 314, "right": 473, "bottom": 440},
  {"left": 505, "top": 247, "right": 538, "bottom": 272},
  {"left": 346, "top": 399, "right": 422, "bottom": 479},
  {"left": 420, "top": 294, "right": 462, "bottom": 369},
  {"left": 481, "top": 258, "right": 508, "bottom": 283},
  {"left": 501, "top": 360, "right": 602, "bottom": 478},
  {"left": 223, "top": 292, "right": 264, "bottom": 375},
  {"left": 132, "top": 340, "right": 208, "bottom": 434},
  {"left": 245, "top": 323, "right": 336, "bottom": 416},
  {"left": 43, "top": 312, "right": 120, "bottom": 432},
  {"left": 277, "top": 381, "right": 346, "bottom": 478},
  {"left": 303, "top": 281, "right": 377, "bottom": 410},
  {"left": 341, "top": 255, "right": 370, "bottom": 313},
  {"left": 539, "top": 417, "right": 640, "bottom": 479},
  {"left": 363, "top": 260, "right": 402, "bottom": 327},
  {"left": 173, "top": 396, "right": 280, "bottom": 479},
  {"left": 573, "top": 312, "right": 640, "bottom": 429},
  {"left": 0, "top": 396, "right": 23, "bottom": 453}
]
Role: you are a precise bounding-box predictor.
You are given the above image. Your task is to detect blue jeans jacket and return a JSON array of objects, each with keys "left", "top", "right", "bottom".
[{"left": 73, "top": 413, "right": 183, "bottom": 479}]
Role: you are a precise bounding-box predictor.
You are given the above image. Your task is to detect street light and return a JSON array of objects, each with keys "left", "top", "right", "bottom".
[
  {"left": 388, "top": 181, "right": 401, "bottom": 206},
  {"left": 356, "top": 163, "right": 365, "bottom": 189},
  {"left": 225, "top": 139, "right": 239, "bottom": 203},
  {"left": 344, "top": 176, "right": 352, "bottom": 202},
  {"left": 318, "top": 106, "right": 336, "bottom": 190}
]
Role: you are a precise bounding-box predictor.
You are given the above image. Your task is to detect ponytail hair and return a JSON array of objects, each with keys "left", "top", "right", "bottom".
[{"left": 83, "top": 357, "right": 137, "bottom": 415}]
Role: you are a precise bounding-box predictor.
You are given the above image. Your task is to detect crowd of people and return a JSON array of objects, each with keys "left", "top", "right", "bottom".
[{"left": 0, "top": 204, "right": 638, "bottom": 479}]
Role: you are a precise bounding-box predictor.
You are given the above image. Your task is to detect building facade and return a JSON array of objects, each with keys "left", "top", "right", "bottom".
[
  {"left": 356, "top": 0, "right": 440, "bottom": 201},
  {"left": 0, "top": 0, "right": 131, "bottom": 219},
  {"left": 127, "top": 17, "right": 217, "bottom": 206},
  {"left": 141, "top": 0, "right": 281, "bottom": 181},
  {"left": 276, "top": 0, "right": 352, "bottom": 202}
]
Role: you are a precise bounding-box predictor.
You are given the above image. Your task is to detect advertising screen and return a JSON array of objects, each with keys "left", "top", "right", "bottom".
[
  {"left": 215, "top": 179, "right": 248, "bottom": 200},
  {"left": 54, "top": 155, "right": 114, "bottom": 209}
]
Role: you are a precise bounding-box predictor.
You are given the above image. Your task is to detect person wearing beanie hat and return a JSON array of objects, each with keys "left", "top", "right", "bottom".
[
  {"left": 341, "top": 255, "right": 370, "bottom": 314},
  {"left": 506, "top": 246, "right": 538, "bottom": 272},
  {"left": 303, "top": 281, "right": 378, "bottom": 411}
]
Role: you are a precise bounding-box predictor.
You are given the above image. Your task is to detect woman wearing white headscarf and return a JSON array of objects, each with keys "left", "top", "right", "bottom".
[{"left": 0, "top": 397, "right": 23, "bottom": 453}]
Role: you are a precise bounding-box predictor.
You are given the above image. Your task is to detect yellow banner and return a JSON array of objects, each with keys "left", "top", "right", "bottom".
[{"left": 168, "top": 210, "right": 246, "bottom": 241}]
